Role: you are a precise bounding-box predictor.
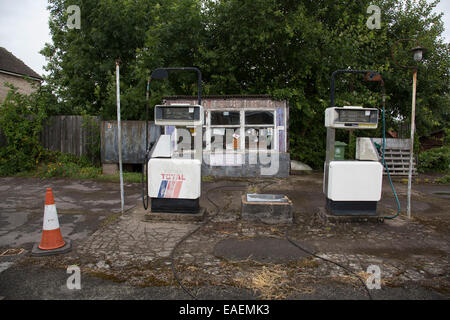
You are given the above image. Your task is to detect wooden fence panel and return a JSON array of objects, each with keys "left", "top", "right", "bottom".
[{"left": 40, "top": 115, "right": 100, "bottom": 158}]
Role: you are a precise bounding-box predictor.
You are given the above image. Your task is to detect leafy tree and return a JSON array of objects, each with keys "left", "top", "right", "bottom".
[
  {"left": 381, "top": 0, "right": 449, "bottom": 138},
  {"left": 41, "top": 0, "right": 156, "bottom": 117},
  {"left": 105, "top": 0, "right": 207, "bottom": 120},
  {"left": 41, "top": 0, "right": 449, "bottom": 168}
]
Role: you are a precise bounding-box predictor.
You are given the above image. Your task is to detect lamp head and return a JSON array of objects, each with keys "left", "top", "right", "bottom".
[{"left": 410, "top": 46, "right": 426, "bottom": 62}]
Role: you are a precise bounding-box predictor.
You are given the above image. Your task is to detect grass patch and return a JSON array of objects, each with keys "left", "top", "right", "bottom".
[
  {"left": 435, "top": 174, "right": 450, "bottom": 184},
  {"left": 12, "top": 149, "right": 142, "bottom": 183},
  {"left": 18, "top": 167, "right": 142, "bottom": 184},
  {"left": 20, "top": 149, "right": 102, "bottom": 179},
  {"left": 100, "top": 212, "right": 122, "bottom": 227},
  {"left": 96, "top": 172, "right": 142, "bottom": 183},
  {"left": 35, "top": 162, "right": 101, "bottom": 179},
  {"left": 395, "top": 174, "right": 450, "bottom": 185},
  {"left": 202, "top": 175, "right": 214, "bottom": 182}
]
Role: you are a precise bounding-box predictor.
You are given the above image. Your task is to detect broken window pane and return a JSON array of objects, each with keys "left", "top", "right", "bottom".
[
  {"left": 245, "top": 111, "right": 274, "bottom": 125},
  {"left": 211, "top": 111, "right": 240, "bottom": 125}
]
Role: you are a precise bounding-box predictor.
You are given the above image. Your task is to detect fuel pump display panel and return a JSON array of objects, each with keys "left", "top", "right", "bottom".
[
  {"left": 325, "top": 107, "right": 378, "bottom": 129},
  {"left": 161, "top": 107, "right": 196, "bottom": 120},
  {"left": 337, "top": 109, "right": 377, "bottom": 123},
  {"left": 154, "top": 104, "right": 203, "bottom": 126}
]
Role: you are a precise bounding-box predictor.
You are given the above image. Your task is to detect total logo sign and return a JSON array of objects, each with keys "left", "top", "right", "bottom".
[{"left": 158, "top": 173, "right": 186, "bottom": 198}]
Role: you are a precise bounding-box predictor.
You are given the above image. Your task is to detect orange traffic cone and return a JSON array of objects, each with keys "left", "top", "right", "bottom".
[{"left": 32, "top": 188, "right": 71, "bottom": 256}]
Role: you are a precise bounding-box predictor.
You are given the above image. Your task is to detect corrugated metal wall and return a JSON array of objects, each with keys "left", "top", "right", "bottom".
[{"left": 101, "top": 121, "right": 161, "bottom": 164}]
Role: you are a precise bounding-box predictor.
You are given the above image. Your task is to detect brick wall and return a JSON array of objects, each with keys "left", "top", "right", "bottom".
[{"left": 0, "top": 72, "right": 40, "bottom": 103}]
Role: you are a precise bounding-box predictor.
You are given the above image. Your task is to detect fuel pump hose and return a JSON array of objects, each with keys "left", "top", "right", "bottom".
[{"left": 380, "top": 86, "right": 401, "bottom": 219}]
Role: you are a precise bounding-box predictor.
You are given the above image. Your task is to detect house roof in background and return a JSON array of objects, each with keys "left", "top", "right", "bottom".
[{"left": 0, "top": 47, "right": 42, "bottom": 80}]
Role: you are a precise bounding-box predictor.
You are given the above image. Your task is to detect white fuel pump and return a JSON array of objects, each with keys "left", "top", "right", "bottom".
[
  {"left": 323, "top": 70, "right": 386, "bottom": 216},
  {"left": 142, "top": 67, "right": 204, "bottom": 214},
  {"left": 149, "top": 104, "right": 203, "bottom": 213}
]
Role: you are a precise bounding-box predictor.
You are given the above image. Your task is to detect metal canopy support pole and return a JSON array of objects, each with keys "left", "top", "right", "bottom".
[
  {"left": 407, "top": 69, "right": 417, "bottom": 219},
  {"left": 163, "top": 67, "right": 202, "bottom": 105},
  {"left": 194, "top": 124, "right": 203, "bottom": 162},
  {"left": 324, "top": 127, "right": 335, "bottom": 195},
  {"left": 326, "top": 69, "right": 382, "bottom": 196},
  {"left": 150, "top": 66, "right": 203, "bottom": 161},
  {"left": 115, "top": 59, "right": 124, "bottom": 215}
]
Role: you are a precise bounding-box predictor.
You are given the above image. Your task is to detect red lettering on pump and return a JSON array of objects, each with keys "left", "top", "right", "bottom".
[{"left": 161, "top": 173, "right": 186, "bottom": 181}]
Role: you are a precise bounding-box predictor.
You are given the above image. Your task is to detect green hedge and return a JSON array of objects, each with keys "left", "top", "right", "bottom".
[
  {"left": 418, "top": 146, "right": 450, "bottom": 173},
  {"left": 0, "top": 86, "right": 46, "bottom": 176}
]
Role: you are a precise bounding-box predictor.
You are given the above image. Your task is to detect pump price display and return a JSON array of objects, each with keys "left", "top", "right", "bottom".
[
  {"left": 337, "top": 109, "right": 377, "bottom": 124},
  {"left": 160, "top": 107, "right": 196, "bottom": 120},
  {"left": 154, "top": 104, "right": 203, "bottom": 126},
  {"left": 325, "top": 107, "right": 378, "bottom": 129}
]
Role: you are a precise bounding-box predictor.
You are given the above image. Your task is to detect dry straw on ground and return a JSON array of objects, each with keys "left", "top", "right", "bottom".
[{"left": 234, "top": 264, "right": 314, "bottom": 299}]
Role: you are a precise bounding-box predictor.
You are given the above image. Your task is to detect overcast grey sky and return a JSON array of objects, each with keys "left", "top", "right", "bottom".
[
  {"left": 0, "top": 0, "right": 449, "bottom": 77},
  {"left": 0, "top": 0, "right": 51, "bottom": 76}
]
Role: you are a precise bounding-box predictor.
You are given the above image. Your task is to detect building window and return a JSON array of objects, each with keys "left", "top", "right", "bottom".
[
  {"left": 203, "top": 109, "right": 277, "bottom": 152},
  {"left": 245, "top": 111, "right": 274, "bottom": 125},
  {"left": 211, "top": 111, "right": 240, "bottom": 125},
  {"left": 244, "top": 111, "right": 275, "bottom": 150},
  {"left": 209, "top": 111, "right": 241, "bottom": 151}
]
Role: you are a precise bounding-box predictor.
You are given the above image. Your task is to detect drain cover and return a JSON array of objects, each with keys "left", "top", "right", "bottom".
[
  {"left": 0, "top": 248, "right": 25, "bottom": 256},
  {"left": 214, "top": 238, "right": 314, "bottom": 263},
  {"left": 246, "top": 194, "right": 288, "bottom": 202}
]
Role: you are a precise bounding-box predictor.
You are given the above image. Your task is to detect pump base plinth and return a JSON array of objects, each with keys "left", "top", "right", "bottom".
[
  {"left": 150, "top": 197, "right": 199, "bottom": 214},
  {"left": 319, "top": 206, "right": 384, "bottom": 223},
  {"left": 326, "top": 198, "right": 378, "bottom": 216},
  {"left": 143, "top": 207, "right": 206, "bottom": 222}
]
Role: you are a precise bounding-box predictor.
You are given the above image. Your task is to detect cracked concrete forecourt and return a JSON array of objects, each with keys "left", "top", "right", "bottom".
[{"left": 0, "top": 174, "right": 449, "bottom": 299}]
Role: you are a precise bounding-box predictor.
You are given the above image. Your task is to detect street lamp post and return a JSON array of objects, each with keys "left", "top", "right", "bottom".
[
  {"left": 391, "top": 39, "right": 426, "bottom": 219},
  {"left": 408, "top": 65, "right": 417, "bottom": 220}
]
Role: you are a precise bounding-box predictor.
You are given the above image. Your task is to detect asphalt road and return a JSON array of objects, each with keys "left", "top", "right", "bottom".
[{"left": 0, "top": 263, "right": 445, "bottom": 300}]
